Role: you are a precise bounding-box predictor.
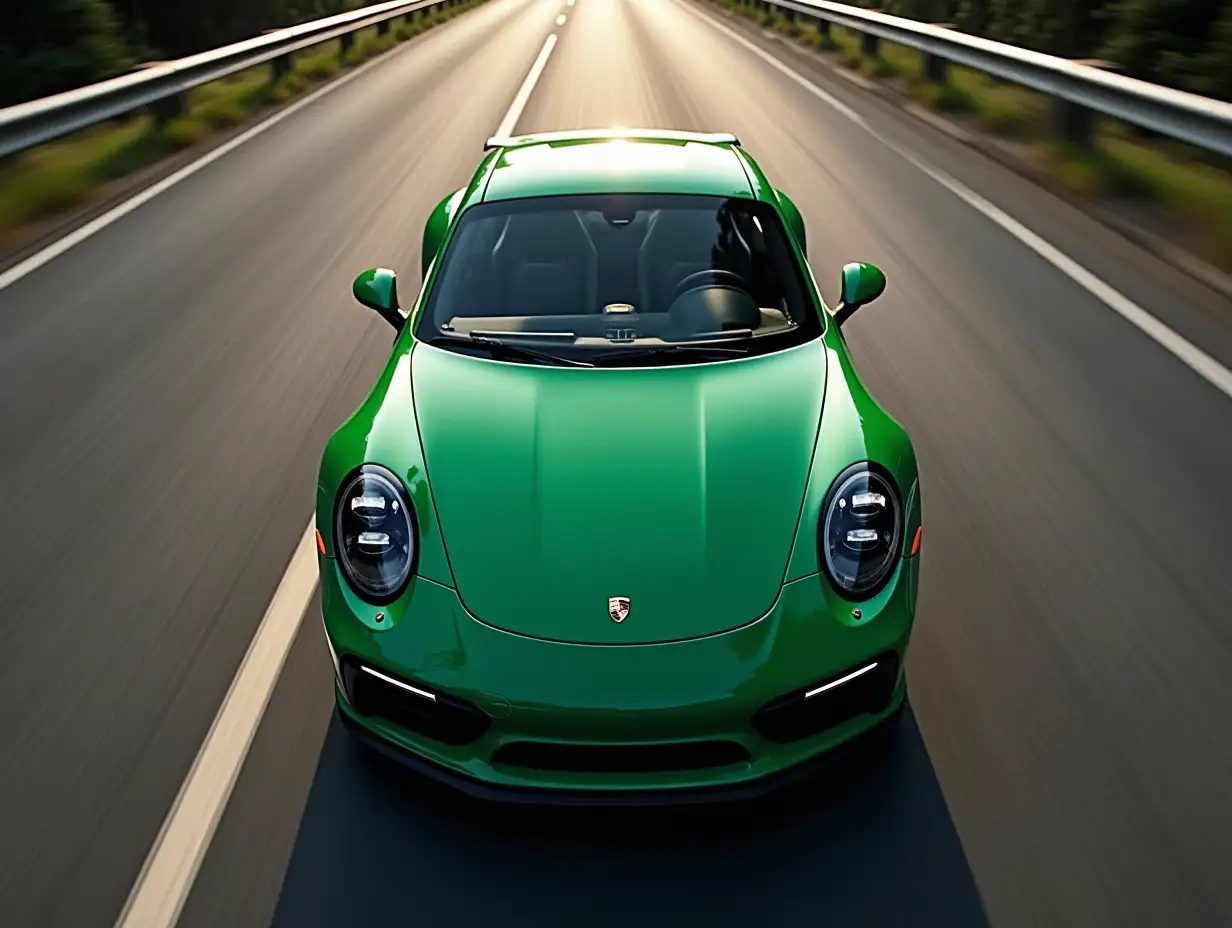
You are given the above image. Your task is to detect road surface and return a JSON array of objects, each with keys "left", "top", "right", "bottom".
[{"left": 1, "top": 0, "right": 1231, "bottom": 925}]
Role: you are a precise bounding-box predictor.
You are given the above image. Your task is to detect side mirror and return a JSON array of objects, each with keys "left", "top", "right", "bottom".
[
  {"left": 832, "top": 262, "right": 886, "bottom": 327},
  {"left": 774, "top": 188, "right": 807, "bottom": 256},
  {"left": 422, "top": 187, "right": 466, "bottom": 278},
  {"left": 353, "top": 268, "right": 402, "bottom": 332}
]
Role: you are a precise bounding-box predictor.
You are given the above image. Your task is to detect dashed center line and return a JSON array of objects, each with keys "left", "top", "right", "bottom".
[{"left": 495, "top": 31, "right": 559, "bottom": 139}]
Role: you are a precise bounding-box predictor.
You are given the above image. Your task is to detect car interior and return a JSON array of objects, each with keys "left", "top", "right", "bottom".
[{"left": 427, "top": 199, "right": 801, "bottom": 343}]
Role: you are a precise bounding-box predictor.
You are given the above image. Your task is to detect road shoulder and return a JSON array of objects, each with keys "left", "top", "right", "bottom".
[{"left": 175, "top": 607, "right": 334, "bottom": 928}]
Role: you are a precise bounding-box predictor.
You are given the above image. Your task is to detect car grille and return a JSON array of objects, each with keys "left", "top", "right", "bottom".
[
  {"left": 752, "top": 652, "right": 900, "bottom": 744},
  {"left": 340, "top": 657, "right": 491, "bottom": 746},
  {"left": 490, "top": 740, "right": 751, "bottom": 774}
]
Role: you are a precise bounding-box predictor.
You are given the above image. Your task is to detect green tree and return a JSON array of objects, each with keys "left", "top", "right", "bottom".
[
  {"left": 1101, "top": 0, "right": 1226, "bottom": 94},
  {"left": 106, "top": 0, "right": 361, "bottom": 60},
  {"left": 0, "top": 0, "right": 133, "bottom": 107},
  {"left": 879, "top": 0, "right": 1231, "bottom": 101},
  {"left": 954, "top": 0, "right": 991, "bottom": 34},
  {"left": 1196, "top": 3, "right": 1232, "bottom": 100}
]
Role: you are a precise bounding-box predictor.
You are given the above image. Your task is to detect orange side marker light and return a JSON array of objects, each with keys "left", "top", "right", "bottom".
[
  {"left": 910, "top": 526, "right": 922, "bottom": 557},
  {"left": 315, "top": 529, "right": 327, "bottom": 556}
]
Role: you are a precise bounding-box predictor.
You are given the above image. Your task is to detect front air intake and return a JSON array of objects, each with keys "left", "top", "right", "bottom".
[
  {"left": 340, "top": 657, "right": 491, "bottom": 746},
  {"left": 752, "top": 653, "right": 900, "bottom": 744},
  {"left": 490, "top": 740, "right": 750, "bottom": 774}
]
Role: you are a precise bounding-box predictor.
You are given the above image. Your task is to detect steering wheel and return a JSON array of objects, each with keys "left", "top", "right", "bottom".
[{"left": 668, "top": 269, "right": 754, "bottom": 306}]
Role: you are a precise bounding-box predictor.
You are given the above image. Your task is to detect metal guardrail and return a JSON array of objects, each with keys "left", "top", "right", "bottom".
[
  {"left": 0, "top": 0, "right": 459, "bottom": 160},
  {"left": 2, "top": 0, "right": 1231, "bottom": 161},
  {"left": 734, "top": 0, "right": 1232, "bottom": 158}
]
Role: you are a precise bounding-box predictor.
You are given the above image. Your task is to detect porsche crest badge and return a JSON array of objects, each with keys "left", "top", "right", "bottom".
[{"left": 608, "top": 596, "right": 630, "bottom": 623}]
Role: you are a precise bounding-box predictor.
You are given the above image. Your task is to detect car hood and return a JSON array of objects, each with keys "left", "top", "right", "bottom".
[{"left": 411, "top": 341, "right": 825, "bottom": 644}]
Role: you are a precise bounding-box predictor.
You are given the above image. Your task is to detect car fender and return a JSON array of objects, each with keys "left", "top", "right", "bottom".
[{"left": 783, "top": 336, "right": 920, "bottom": 583}]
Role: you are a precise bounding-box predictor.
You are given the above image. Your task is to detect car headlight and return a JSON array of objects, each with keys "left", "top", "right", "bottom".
[
  {"left": 819, "top": 463, "right": 902, "bottom": 599},
  {"left": 334, "top": 464, "right": 418, "bottom": 604}
]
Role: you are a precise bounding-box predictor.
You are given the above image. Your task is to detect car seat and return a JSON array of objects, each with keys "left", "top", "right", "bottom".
[
  {"left": 638, "top": 208, "right": 755, "bottom": 314},
  {"left": 491, "top": 210, "right": 598, "bottom": 316}
]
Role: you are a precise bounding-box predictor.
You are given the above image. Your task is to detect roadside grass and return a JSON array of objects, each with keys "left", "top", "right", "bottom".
[
  {"left": 1047, "top": 136, "right": 1232, "bottom": 264},
  {"left": 712, "top": 0, "right": 1232, "bottom": 270},
  {"left": 0, "top": 0, "right": 487, "bottom": 243}
]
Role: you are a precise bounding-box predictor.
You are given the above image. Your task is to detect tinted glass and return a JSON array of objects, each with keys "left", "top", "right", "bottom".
[{"left": 415, "top": 194, "right": 822, "bottom": 362}]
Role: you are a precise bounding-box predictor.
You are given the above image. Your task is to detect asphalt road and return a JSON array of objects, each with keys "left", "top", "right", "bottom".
[{"left": 2, "top": 0, "right": 1232, "bottom": 926}]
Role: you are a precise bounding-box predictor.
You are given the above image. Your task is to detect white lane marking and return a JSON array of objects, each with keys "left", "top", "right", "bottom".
[
  {"left": 0, "top": 1, "right": 501, "bottom": 295},
  {"left": 679, "top": 1, "right": 1232, "bottom": 402},
  {"left": 495, "top": 32, "right": 558, "bottom": 138},
  {"left": 112, "top": 16, "right": 563, "bottom": 927},
  {"left": 113, "top": 524, "right": 319, "bottom": 928},
  {"left": 557, "top": 13, "right": 567, "bottom": 25}
]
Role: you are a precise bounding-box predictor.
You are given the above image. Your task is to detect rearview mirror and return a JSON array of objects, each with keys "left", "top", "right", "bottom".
[
  {"left": 353, "top": 268, "right": 403, "bottom": 332},
  {"left": 832, "top": 262, "right": 886, "bottom": 327}
]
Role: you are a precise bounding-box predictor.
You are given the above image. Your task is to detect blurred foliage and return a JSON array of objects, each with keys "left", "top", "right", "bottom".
[
  {"left": 0, "top": 0, "right": 135, "bottom": 106},
  {"left": 0, "top": 0, "right": 367, "bottom": 106},
  {"left": 107, "top": 0, "right": 366, "bottom": 60},
  {"left": 3, "top": 0, "right": 1232, "bottom": 106},
  {"left": 0, "top": 4, "right": 484, "bottom": 242},
  {"left": 869, "top": 0, "right": 1232, "bottom": 100}
]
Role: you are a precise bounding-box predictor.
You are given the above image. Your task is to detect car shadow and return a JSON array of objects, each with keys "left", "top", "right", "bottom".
[{"left": 271, "top": 707, "right": 988, "bottom": 928}]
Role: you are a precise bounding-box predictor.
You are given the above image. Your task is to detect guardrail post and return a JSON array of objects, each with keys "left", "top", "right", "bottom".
[
  {"left": 262, "top": 30, "right": 293, "bottom": 80},
  {"left": 813, "top": 16, "right": 831, "bottom": 39},
  {"left": 377, "top": 18, "right": 391, "bottom": 35},
  {"left": 924, "top": 24, "right": 954, "bottom": 83},
  {"left": 133, "top": 63, "right": 188, "bottom": 126},
  {"left": 1052, "top": 59, "right": 1118, "bottom": 146},
  {"left": 150, "top": 93, "right": 187, "bottom": 126},
  {"left": 340, "top": 30, "right": 355, "bottom": 55},
  {"left": 859, "top": 10, "right": 882, "bottom": 57}
]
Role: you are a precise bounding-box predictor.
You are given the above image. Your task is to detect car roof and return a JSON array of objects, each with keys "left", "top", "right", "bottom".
[{"left": 477, "top": 128, "right": 757, "bottom": 202}]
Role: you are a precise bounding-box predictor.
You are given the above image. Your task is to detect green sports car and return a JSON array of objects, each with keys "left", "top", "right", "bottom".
[{"left": 315, "top": 128, "right": 922, "bottom": 804}]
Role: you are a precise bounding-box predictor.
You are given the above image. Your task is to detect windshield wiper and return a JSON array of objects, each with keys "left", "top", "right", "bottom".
[
  {"left": 588, "top": 343, "right": 750, "bottom": 365},
  {"left": 427, "top": 334, "right": 593, "bottom": 368}
]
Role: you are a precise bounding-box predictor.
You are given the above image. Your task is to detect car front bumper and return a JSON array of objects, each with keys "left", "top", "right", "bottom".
[{"left": 320, "top": 555, "right": 919, "bottom": 804}]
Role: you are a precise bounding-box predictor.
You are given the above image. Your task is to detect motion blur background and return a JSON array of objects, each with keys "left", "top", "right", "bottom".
[
  {"left": 6, "top": 0, "right": 1232, "bottom": 106},
  {"left": 2, "top": 1, "right": 1232, "bottom": 927}
]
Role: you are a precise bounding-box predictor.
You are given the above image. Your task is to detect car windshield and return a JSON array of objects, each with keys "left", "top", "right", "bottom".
[{"left": 415, "top": 193, "right": 822, "bottom": 363}]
